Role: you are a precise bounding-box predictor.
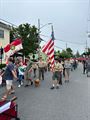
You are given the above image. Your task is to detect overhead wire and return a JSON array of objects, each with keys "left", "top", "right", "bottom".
[
  {"left": 40, "top": 38, "right": 64, "bottom": 50},
  {"left": 0, "top": 18, "right": 17, "bottom": 27},
  {"left": 0, "top": 18, "right": 85, "bottom": 51},
  {"left": 40, "top": 34, "right": 85, "bottom": 45}
]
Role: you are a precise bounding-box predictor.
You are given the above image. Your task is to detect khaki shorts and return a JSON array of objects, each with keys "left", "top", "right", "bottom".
[{"left": 6, "top": 80, "right": 13, "bottom": 90}]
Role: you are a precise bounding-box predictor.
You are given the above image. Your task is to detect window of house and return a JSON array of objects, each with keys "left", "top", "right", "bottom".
[{"left": 0, "top": 30, "right": 4, "bottom": 38}]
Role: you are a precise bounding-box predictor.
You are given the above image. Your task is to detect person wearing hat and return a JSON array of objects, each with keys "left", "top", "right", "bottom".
[
  {"left": 50, "top": 59, "right": 62, "bottom": 89},
  {"left": 38, "top": 56, "right": 45, "bottom": 80},
  {"left": 24, "top": 56, "right": 33, "bottom": 87}
]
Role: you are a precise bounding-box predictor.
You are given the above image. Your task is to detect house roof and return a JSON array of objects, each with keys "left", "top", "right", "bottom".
[{"left": 0, "top": 22, "right": 11, "bottom": 30}]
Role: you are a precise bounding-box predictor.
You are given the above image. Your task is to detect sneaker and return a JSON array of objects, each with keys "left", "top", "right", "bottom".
[
  {"left": 18, "top": 85, "right": 21, "bottom": 88},
  {"left": 21, "top": 82, "right": 23, "bottom": 85},
  {"left": 50, "top": 86, "right": 55, "bottom": 89}
]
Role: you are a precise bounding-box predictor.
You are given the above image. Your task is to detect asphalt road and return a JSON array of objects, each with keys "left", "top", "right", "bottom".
[{"left": 0, "top": 62, "right": 90, "bottom": 120}]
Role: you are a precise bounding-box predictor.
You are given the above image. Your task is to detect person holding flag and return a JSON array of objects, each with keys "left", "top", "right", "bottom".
[{"left": 42, "top": 25, "right": 57, "bottom": 89}]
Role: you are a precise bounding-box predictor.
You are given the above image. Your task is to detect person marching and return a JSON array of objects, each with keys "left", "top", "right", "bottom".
[
  {"left": 50, "top": 59, "right": 62, "bottom": 89},
  {"left": 1, "top": 57, "right": 17, "bottom": 100},
  {"left": 58, "top": 60, "right": 63, "bottom": 85},
  {"left": 24, "top": 56, "right": 33, "bottom": 87},
  {"left": 38, "top": 56, "right": 45, "bottom": 80},
  {"left": 32, "top": 62, "right": 38, "bottom": 78},
  {"left": 64, "top": 59, "right": 71, "bottom": 82},
  {"left": 82, "top": 60, "right": 87, "bottom": 74}
]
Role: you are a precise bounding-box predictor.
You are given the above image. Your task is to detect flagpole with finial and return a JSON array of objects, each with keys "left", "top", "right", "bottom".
[
  {"left": 51, "top": 25, "right": 55, "bottom": 41},
  {"left": 50, "top": 24, "right": 55, "bottom": 70}
]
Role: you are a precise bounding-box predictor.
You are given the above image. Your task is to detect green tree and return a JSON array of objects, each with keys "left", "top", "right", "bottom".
[
  {"left": 66, "top": 48, "right": 73, "bottom": 57},
  {"left": 10, "top": 27, "right": 18, "bottom": 42},
  {"left": 10, "top": 23, "right": 39, "bottom": 56},
  {"left": 82, "top": 48, "right": 90, "bottom": 56},
  {"left": 54, "top": 50, "right": 60, "bottom": 59},
  {"left": 61, "top": 50, "right": 71, "bottom": 58},
  {"left": 88, "top": 48, "right": 90, "bottom": 54}
]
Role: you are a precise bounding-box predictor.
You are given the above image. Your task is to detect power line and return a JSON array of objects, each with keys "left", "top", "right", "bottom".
[
  {"left": 0, "top": 18, "right": 17, "bottom": 27},
  {"left": 0, "top": 18, "right": 85, "bottom": 46},
  {"left": 41, "top": 38, "right": 64, "bottom": 50},
  {"left": 40, "top": 34, "right": 85, "bottom": 45}
]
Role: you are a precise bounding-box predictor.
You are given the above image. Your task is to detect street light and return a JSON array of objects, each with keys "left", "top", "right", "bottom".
[
  {"left": 38, "top": 19, "right": 52, "bottom": 58},
  {"left": 39, "top": 23, "right": 52, "bottom": 30}
]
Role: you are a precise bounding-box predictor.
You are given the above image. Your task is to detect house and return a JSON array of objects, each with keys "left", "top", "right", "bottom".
[
  {"left": 0, "top": 21, "right": 11, "bottom": 47},
  {"left": 0, "top": 22, "right": 11, "bottom": 63}
]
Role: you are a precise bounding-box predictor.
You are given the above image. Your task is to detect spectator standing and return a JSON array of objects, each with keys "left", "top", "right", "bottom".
[{"left": 18, "top": 62, "right": 26, "bottom": 87}]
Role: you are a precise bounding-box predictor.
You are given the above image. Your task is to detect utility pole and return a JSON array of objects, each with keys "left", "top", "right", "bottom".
[
  {"left": 86, "top": 40, "right": 88, "bottom": 53},
  {"left": 66, "top": 43, "right": 67, "bottom": 50},
  {"left": 37, "top": 19, "right": 52, "bottom": 59},
  {"left": 38, "top": 19, "right": 40, "bottom": 43},
  {"left": 86, "top": 0, "right": 90, "bottom": 54},
  {"left": 51, "top": 25, "right": 55, "bottom": 40},
  {"left": 38, "top": 19, "right": 40, "bottom": 59}
]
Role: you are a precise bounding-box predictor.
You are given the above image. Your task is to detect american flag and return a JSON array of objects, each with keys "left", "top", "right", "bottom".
[{"left": 42, "top": 26, "right": 55, "bottom": 69}]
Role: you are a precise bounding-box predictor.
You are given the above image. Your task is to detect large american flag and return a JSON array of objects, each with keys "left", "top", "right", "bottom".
[{"left": 42, "top": 27, "right": 55, "bottom": 69}]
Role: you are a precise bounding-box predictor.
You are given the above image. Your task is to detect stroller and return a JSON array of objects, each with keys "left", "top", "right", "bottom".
[{"left": 0, "top": 96, "right": 20, "bottom": 120}]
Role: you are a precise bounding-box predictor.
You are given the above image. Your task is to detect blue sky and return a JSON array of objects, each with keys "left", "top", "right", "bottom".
[{"left": 0, "top": 0, "right": 90, "bottom": 54}]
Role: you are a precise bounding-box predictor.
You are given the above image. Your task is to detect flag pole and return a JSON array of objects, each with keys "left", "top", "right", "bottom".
[
  {"left": 38, "top": 19, "right": 40, "bottom": 59},
  {"left": 51, "top": 25, "right": 55, "bottom": 40},
  {"left": 51, "top": 24, "right": 55, "bottom": 70}
]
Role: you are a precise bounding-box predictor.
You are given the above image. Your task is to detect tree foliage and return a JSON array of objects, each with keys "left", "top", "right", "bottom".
[
  {"left": 66, "top": 48, "right": 73, "bottom": 57},
  {"left": 82, "top": 48, "right": 90, "bottom": 56},
  {"left": 61, "top": 50, "right": 71, "bottom": 58},
  {"left": 10, "top": 23, "right": 39, "bottom": 56},
  {"left": 54, "top": 48, "right": 73, "bottom": 59}
]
